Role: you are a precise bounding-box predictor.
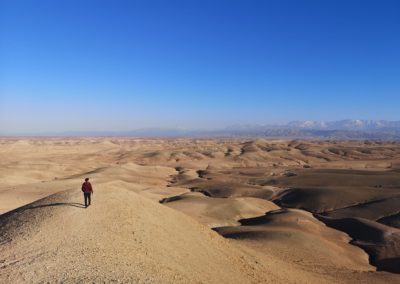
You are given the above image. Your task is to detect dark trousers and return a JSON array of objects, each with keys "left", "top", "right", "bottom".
[{"left": 84, "top": 192, "right": 91, "bottom": 206}]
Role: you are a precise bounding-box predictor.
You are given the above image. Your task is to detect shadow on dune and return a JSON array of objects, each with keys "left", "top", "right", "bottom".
[
  {"left": 27, "top": 202, "right": 86, "bottom": 209},
  {"left": 315, "top": 215, "right": 400, "bottom": 274},
  {"left": 0, "top": 200, "right": 86, "bottom": 221},
  {"left": 0, "top": 193, "right": 87, "bottom": 246},
  {"left": 378, "top": 257, "right": 400, "bottom": 273}
]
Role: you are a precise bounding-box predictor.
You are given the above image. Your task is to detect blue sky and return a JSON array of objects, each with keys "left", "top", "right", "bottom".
[{"left": 1, "top": 0, "right": 399, "bottom": 134}]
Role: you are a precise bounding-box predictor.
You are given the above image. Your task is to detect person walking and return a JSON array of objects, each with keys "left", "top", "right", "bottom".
[{"left": 81, "top": 178, "right": 93, "bottom": 207}]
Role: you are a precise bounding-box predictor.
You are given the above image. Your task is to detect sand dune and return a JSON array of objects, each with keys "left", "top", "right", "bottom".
[
  {"left": 214, "top": 209, "right": 373, "bottom": 272},
  {"left": 1, "top": 138, "right": 400, "bottom": 283},
  {"left": 323, "top": 196, "right": 400, "bottom": 220},
  {"left": 161, "top": 192, "right": 280, "bottom": 227},
  {"left": 0, "top": 186, "right": 272, "bottom": 283},
  {"left": 316, "top": 215, "right": 400, "bottom": 274},
  {"left": 378, "top": 212, "right": 400, "bottom": 228}
]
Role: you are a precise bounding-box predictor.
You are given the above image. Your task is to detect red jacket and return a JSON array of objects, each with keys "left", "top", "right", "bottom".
[{"left": 82, "top": 181, "right": 93, "bottom": 193}]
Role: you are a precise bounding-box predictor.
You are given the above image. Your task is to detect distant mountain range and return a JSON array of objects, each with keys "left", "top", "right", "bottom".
[
  {"left": 4, "top": 120, "right": 400, "bottom": 140},
  {"left": 286, "top": 120, "right": 400, "bottom": 131},
  {"left": 220, "top": 120, "right": 400, "bottom": 140}
]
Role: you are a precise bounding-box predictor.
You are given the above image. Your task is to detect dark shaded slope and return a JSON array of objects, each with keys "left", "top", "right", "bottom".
[{"left": 316, "top": 215, "right": 400, "bottom": 273}]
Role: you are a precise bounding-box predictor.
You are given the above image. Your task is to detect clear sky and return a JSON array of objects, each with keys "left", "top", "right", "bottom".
[{"left": 1, "top": 0, "right": 399, "bottom": 134}]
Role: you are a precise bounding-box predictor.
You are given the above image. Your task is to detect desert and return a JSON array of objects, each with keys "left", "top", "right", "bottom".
[
  {"left": 2, "top": 0, "right": 399, "bottom": 282},
  {"left": 1, "top": 138, "right": 399, "bottom": 283}
]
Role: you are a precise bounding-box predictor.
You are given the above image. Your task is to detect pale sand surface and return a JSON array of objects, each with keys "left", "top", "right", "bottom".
[{"left": 1, "top": 138, "right": 399, "bottom": 283}]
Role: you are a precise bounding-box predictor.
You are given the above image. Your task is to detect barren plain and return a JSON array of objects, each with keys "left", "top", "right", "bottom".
[{"left": 1, "top": 138, "right": 399, "bottom": 283}]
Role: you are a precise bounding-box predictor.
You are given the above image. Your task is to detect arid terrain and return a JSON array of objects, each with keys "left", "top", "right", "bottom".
[{"left": 1, "top": 138, "right": 399, "bottom": 283}]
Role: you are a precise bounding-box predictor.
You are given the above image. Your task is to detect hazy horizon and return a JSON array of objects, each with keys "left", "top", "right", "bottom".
[
  {"left": 2, "top": 119, "right": 400, "bottom": 137},
  {"left": 1, "top": 1, "right": 399, "bottom": 134}
]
